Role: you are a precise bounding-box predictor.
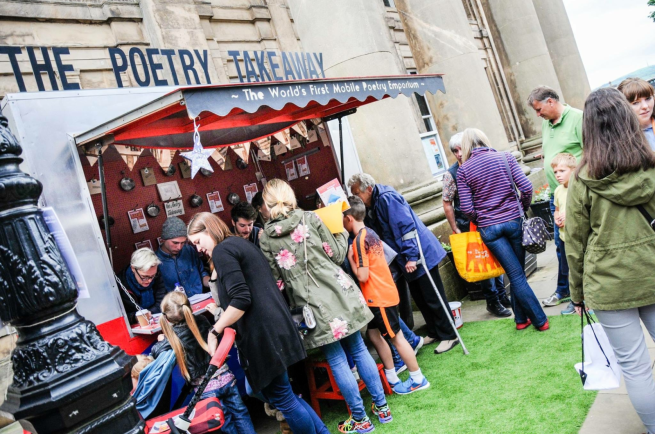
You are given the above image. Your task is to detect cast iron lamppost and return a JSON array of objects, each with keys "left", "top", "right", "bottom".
[{"left": 0, "top": 108, "right": 144, "bottom": 432}]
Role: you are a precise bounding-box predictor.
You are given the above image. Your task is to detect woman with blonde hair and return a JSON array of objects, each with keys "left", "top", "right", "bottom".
[
  {"left": 618, "top": 77, "right": 655, "bottom": 150},
  {"left": 151, "top": 291, "right": 254, "bottom": 434},
  {"left": 259, "top": 179, "right": 392, "bottom": 433},
  {"left": 186, "top": 212, "right": 327, "bottom": 434},
  {"left": 457, "top": 128, "right": 548, "bottom": 330}
]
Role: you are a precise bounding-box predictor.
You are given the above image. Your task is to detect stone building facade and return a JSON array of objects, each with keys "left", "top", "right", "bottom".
[{"left": 0, "top": 0, "right": 589, "bottom": 222}]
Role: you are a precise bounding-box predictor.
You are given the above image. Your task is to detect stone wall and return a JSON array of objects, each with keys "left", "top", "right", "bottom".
[{"left": 0, "top": 0, "right": 303, "bottom": 96}]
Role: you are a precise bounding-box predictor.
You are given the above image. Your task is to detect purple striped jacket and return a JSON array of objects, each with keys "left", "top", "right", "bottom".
[{"left": 456, "top": 147, "right": 533, "bottom": 228}]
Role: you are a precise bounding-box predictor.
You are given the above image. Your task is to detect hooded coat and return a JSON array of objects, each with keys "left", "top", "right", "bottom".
[
  {"left": 566, "top": 168, "right": 655, "bottom": 310},
  {"left": 260, "top": 209, "right": 373, "bottom": 350}
]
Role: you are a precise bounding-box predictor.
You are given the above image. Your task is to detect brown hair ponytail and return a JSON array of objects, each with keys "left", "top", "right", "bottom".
[{"left": 160, "top": 292, "right": 210, "bottom": 381}]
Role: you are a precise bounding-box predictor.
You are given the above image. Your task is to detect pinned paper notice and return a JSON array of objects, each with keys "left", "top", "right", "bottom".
[{"left": 314, "top": 201, "right": 349, "bottom": 234}]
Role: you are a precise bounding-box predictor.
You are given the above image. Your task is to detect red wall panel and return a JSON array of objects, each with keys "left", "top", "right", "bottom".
[{"left": 82, "top": 137, "right": 341, "bottom": 273}]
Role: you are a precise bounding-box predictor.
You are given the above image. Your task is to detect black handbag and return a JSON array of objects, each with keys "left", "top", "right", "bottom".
[{"left": 502, "top": 153, "right": 551, "bottom": 254}]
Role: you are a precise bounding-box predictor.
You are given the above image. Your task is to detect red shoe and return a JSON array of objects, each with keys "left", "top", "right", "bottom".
[
  {"left": 516, "top": 319, "right": 532, "bottom": 330},
  {"left": 536, "top": 320, "right": 549, "bottom": 331}
]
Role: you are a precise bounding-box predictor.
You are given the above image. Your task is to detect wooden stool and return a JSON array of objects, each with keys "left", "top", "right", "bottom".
[{"left": 305, "top": 360, "right": 392, "bottom": 418}]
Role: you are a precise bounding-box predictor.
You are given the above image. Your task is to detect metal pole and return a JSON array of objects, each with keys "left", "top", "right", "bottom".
[
  {"left": 415, "top": 233, "right": 469, "bottom": 355},
  {"left": 339, "top": 116, "right": 345, "bottom": 188},
  {"left": 97, "top": 145, "right": 113, "bottom": 265}
]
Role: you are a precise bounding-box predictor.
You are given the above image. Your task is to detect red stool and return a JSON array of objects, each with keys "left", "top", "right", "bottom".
[{"left": 305, "top": 360, "right": 392, "bottom": 418}]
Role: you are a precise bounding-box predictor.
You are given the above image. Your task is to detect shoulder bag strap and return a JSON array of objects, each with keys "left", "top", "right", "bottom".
[
  {"left": 636, "top": 205, "right": 655, "bottom": 232},
  {"left": 501, "top": 152, "right": 527, "bottom": 218}
]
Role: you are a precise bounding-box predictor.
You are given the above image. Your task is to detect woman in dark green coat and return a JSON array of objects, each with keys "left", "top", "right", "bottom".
[
  {"left": 567, "top": 88, "right": 655, "bottom": 433},
  {"left": 260, "top": 179, "right": 391, "bottom": 433}
]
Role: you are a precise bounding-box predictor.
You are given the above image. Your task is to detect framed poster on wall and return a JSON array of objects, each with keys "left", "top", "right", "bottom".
[
  {"left": 285, "top": 161, "right": 298, "bottom": 181},
  {"left": 128, "top": 208, "right": 149, "bottom": 234}
]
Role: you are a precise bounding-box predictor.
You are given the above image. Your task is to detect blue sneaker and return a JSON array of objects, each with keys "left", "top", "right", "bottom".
[
  {"left": 411, "top": 336, "right": 424, "bottom": 355},
  {"left": 394, "top": 359, "right": 407, "bottom": 374},
  {"left": 392, "top": 377, "right": 430, "bottom": 395},
  {"left": 561, "top": 302, "right": 575, "bottom": 315}
]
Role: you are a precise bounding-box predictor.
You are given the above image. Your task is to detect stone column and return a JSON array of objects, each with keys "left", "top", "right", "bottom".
[
  {"left": 532, "top": 0, "right": 590, "bottom": 110},
  {"left": 482, "top": 0, "right": 563, "bottom": 139},
  {"left": 394, "top": 0, "right": 511, "bottom": 152},
  {"left": 287, "top": 0, "right": 434, "bottom": 190}
]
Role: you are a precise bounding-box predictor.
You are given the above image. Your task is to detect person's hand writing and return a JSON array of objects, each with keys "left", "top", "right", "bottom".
[{"left": 405, "top": 260, "right": 417, "bottom": 273}]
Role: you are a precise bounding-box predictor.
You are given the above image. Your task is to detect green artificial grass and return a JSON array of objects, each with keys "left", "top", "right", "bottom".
[{"left": 318, "top": 315, "right": 597, "bottom": 434}]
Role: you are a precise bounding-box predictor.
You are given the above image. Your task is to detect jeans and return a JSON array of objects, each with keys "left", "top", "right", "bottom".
[
  {"left": 479, "top": 218, "right": 547, "bottom": 327},
  {"left": 596, "top": 305, "right": 655, "bottom": 434},
  {"left": 260, "top": 372, "right": 329, "bottom": 434},
  {"left": 550, "top": 197, "right": 570, "bottom": 298},
  {"left": 244, "top": 376, "right": 268, "bottom": 404},
  {"left": 390, "top": 318, "right": 418, "bottom": 366},
  {"left": 321, "top": 332, "right": 387, "bottom": 420},
  {"left": 201, "top": 380, "right": 255, "bottom": 434}
]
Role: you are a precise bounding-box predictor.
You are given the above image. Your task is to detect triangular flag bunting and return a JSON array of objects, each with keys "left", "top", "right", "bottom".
[
  {"left": 273, "top": 129, "right": 291, "bottom": 148},
  {"left": 153, "top": 149, "right": 176, "bottom": 170},
  {"left": 230, "top": 143, "right": 251, "bottom": 164},
  {"left": 291, "top": 121, "right": 308, "bottom": 138},
  {"left": 211, "top": 148, "right": 229, "bottom": 170},
  {"left": 113, "top": 144, "right": 144, "bottom": 171},
  {"left": 85, "top": 144, "right": 109, "bottom": 166}
]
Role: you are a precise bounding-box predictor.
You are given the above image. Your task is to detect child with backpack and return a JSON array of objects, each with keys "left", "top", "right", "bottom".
[
  {"left": 151, "top": 292, "right": 255, "bottom": 434},
  {"left": 344, "top": 196, "right": 430, "bottom": 394}
]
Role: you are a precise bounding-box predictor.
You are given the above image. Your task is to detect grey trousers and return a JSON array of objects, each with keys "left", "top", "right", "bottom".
[{"left": 596, "top": 304, "right": 655, "bottom": 434}]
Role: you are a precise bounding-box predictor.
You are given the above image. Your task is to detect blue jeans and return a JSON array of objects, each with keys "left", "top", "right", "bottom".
[
  {"left": 550, "top": 196, "right": 570, "bottom": 298},
  {"left": 481, "top": 275, "right": 506, "bottom": 302},
  {"left": 390, "top": 318, "right": 418, "bottom": 366},
  {"left": 321, "top": 332, "right": 387, "bottom": 420},
  {"left": 260, "top": 372, "right": 329, "bottom": 434},
  {"left": 201, "top": 379, "right": 255, "bottom": 434},
  {"left": 479, "top": 218, "right": 547, "bottom": 327},
  {"left": 244, "top": 376, "right": 269, "bottom": 404}
]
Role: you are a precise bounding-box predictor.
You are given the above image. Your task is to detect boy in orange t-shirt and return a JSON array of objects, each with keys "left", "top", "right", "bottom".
[{"left": 345, "top": 196, "right": 430, "bottom": 395}]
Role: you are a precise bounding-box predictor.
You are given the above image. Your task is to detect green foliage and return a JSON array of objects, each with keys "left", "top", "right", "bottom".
[
  {"left": 319, "top": 316, "right": 597, "bottom": 434},
  {"left": 650, "top": 0, "right": 655, "bottom": 22}
]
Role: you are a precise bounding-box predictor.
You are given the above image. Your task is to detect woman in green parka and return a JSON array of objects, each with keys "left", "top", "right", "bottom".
[
  {"left": 566, "top": 88, "right": 655, "bottom": 433},
  {"left": 259, "top": 179, "right": 392, "bottom": 434}
]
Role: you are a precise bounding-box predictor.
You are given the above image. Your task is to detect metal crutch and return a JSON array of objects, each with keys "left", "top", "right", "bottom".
[{"left": 405, "top": 230, "right": 469, "bottom": 355}]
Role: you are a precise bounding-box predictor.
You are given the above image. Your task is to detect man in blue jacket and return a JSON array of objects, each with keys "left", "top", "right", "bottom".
[
  {"left": 156, "top": 217, "right": 209, "bottom": 297},
  {"left": 349, "top": 173, "right": 459, "bottom": 355}
]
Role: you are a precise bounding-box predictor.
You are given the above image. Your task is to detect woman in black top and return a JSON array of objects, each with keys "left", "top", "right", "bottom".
[{"left": 187, "top": 212, "right": 328, "bottom": 434}]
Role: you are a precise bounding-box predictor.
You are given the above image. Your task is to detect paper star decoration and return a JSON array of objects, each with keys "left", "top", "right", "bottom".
[{"left": 181, "top": 122, "right": 214, "bottom": 179}]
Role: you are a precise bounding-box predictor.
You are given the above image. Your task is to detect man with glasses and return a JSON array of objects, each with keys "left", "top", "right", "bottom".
[
  {"left": 156, "top": 217, "right": 210, "bottom": 297},
  {"left": 118, "top": 248, "right": 167, "bottom": 324}
]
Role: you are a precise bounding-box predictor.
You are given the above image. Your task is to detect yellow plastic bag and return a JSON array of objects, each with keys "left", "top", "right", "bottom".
[
  {"left": 449, "top": 230, "right": 504, "bottom": 283},
  {"left": 314, "top": 201, "right": 349, "bottom": 233}
]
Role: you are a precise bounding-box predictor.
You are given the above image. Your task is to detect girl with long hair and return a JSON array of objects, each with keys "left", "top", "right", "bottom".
[
  {"left": 567, "top": 87, "right": 655, "bottom": 433},
  {"left": 151, "top": 291, "right": 255, "bottom": 434},
  {"left": 186, "top": 212, "right": 327, "bottom": 434},
  {"left": 259, "top": 179, "right": 391, "bottom": 434},
  {"left": 618, "top": 77, "right": 655, "bottom": 150}
]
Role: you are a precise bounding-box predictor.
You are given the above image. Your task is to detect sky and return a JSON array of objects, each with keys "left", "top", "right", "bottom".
[{"left": 563, "top": 0, "right": 655, "bottom": 88}]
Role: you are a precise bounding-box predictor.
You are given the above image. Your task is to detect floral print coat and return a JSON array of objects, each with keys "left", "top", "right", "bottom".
[{"left": 260, "top": 209, "right": 373, "bottom": 349}]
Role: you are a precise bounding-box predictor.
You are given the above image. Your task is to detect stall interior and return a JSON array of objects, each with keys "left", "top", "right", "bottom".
[{"left": 80, "top": 120, "right": 339, "bottom": 275}]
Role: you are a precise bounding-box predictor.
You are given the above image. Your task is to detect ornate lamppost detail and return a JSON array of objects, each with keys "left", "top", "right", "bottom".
[{"left": 0, "top": 114, "right": 144, "bottom": 432}]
